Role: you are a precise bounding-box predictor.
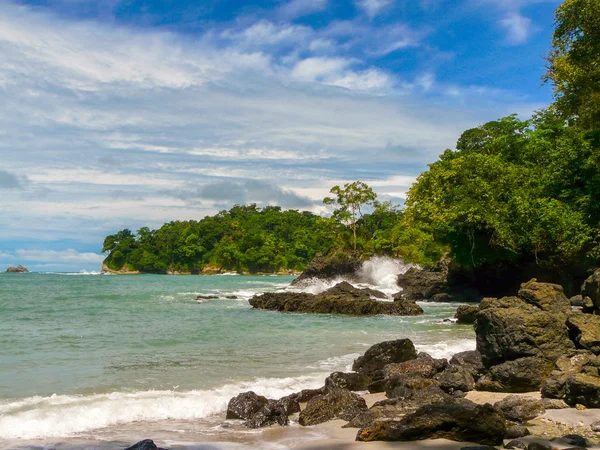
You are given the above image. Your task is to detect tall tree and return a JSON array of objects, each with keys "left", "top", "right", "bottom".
[
  {"left": 323, "top": 181, "right": 377, "bottom": 251},
  {"left": 544, "top": 0, "right": 600, "bottom": 142}
]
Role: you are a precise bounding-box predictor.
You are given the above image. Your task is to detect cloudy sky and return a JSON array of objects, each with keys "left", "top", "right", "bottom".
[{"left": 0, "top": 0, "right": 559, "bottom": 272}]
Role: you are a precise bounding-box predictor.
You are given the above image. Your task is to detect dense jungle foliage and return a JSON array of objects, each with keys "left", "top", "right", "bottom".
[{"left": 102, "top": 0, "right": 599, "bottom": 276}]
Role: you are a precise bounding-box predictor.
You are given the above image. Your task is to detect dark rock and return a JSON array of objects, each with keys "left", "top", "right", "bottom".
[
  {"left": 356, "top": 402, "right": 506, "bottom": 445},
  {"left": 505, "top": 440, "right": 528, "bottom": 449},
  {"left": 449, "top": 350, "right": 486, "bottom": 381},
  {"left": 455, "top": 305, "right": 479, "bottom": 324},
  {"left": 343, "top": 401, "right": 406, "bottom": 429},
  {"left": 590, "top": 420, "right": 600, "bottom": 432},
  {"left": 226, "top": 391, "right": 269, "bottom": 420},
  {"left": 383, "top": 353, "right": 447, "bottom": 380},
  {"left": 565, "top": 373, "right": 600, "bottom": 408},
  {"left": 541, "top": 351, "right": 600, "bottom": 403},
  {"left": 325, "top": 372, "right": 371, "bottom": 391},
  {"left": 274, "top": 394, "right": 301, "bottom": 415},
  {"left": 581, "top": 269, "right": 600, "bottom": 310},
  {"left": 298, "top": 388, "right": 367, "bottom": 426},
  {"left": 124, "top": 440, "right": 158, "bottom": 450},
  {"left": 196, "top": 295, "right": 218, "bottom": 300},
  {"left": 6, "top": 265, "right": 29, "bottom": 273},
  {"left": 225, "top": 295, "right": 237, "bottom": 299},
  {"left": 434, "top": 365, "right": 475, "bottom": 394},
  {"left": 249, "top": 284, "right": 423, "bottom": 316},
  {"left": 292, "top": 251, "right": 362, "bottom": 285},
  {"left": 296, "top": 386, "right": 328, "bottom": 403},
  {"left": 570, "top": 295, "right": 585, "bottom": 307},
  {"left": 493, "top": 395, "right": 545, "bottom": 422},
  {"left": 244, "top": 400, "right": 289, "bottom": 428},
  {"left": 566, "top": 312, "right": 600, "bottom": 355},
  {"left": 476, "top": 357, "right": 555, "bottom": 393},
  {"left": 384, "top": 375, "right": 450, "bottom": 409},
  {"left": 550, "top": 435, "right": 588, "bottom": 447},
  {"left": 506, "top": 425, "right": 531, "bottom": 439},
  {"left": 518, "top": 279, "right": 571, "bottom": 314},
  {"left": 397, "top": 267, "right": 447, "bottom": 301},
  {"left": 352, "top": 339, "right": 417, "bottom": 392}
]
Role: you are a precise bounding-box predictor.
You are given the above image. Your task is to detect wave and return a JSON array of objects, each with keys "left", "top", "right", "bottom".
[
  {"left": 0, "top": 374, "right": 326, "bottom": 440},
  {"left": 290, "top": 256, "right": 416, "bottom": 297},
  {"left": 415, "top": 339, "right": 476, "bottom": 359}
]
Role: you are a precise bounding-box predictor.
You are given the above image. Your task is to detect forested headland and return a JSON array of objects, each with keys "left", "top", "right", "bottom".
[{"left": 102, "top": 0, "right": 600, "bottom": 283}]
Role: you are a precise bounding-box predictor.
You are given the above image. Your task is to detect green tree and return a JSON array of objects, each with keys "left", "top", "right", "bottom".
[
  {"left": 323, "top": 181, "right": 377, "bottom": 251},
  {"left": 544, "top": 0, "right": 600, "bottom": 141}
]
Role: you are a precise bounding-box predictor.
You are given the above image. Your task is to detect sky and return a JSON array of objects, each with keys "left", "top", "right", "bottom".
[{"left": 0, "top": 0, "right": 560, "bottom": 272}]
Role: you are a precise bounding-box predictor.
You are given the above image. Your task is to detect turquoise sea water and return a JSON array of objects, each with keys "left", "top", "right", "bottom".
[{"left": 0, "top": 266, "right": 475, "bottom": 448}]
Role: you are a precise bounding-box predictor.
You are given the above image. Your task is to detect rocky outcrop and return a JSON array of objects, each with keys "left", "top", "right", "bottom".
[
  {"left": 226, "top": 391, "right": 269, "bottom": 420},
  {"left": 566, "top": 312, "right": 600, "bottom": 354},
  {"left": 493, "top": 395, "right": 545, "bottom": 423},
  {"left": 541, "top": 350, "right": 600, "bottom": 408},
  {"left": 455, "top": 305, "right": 479, "bottom": 324},
  {"left": 292, "top": 251, "right": 362, "bottom": 285},
  {"left": 298, "top": 388, "right": 367, "bottom": 426},
  {"left": 474, "top": 280, "right": 575, "bottom": 392},
  {"left": 244, "top": 400, "right": 290, "bottom": 428},
  {"left": 6, "top": 265, "right": 29, "bottom": 273},
  {"left": 249, "top": 282, "right": 423, "bottom": 316},
  {"left": 356, "top": 401, "right": 506, "bottom": 445},
  {"left": 101, "top": 263, "right": 140, "bottom": 275},
  {"left": 383, "top": 353, "right": 447, "bottom": 380},
  {"left": 449, "top": 351, "right": 486, "bottom": 381},
  {"left": 434, "top": 365, "right": 475, "bottom": 394},
  {"left": 352, "top": 339, "right": 418, "bottom": 392}
]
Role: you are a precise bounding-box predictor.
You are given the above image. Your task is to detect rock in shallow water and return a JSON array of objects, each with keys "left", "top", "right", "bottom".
[
  {"left": 226, "top": 391, "right": 269, "bottom": 420},
  {"left": 124, "top": 440, "right": 163, "bottom": 450}
]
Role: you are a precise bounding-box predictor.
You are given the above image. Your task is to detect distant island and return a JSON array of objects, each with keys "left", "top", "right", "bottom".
[{"left": 6, "top": 265, "right": 29, "bottom": 273}]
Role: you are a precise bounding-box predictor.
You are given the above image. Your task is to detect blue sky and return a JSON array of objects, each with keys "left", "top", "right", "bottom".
[{"left": 0, "top": 0, "right": 559, "bottom": 272}]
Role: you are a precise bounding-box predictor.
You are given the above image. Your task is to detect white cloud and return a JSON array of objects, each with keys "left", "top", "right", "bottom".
[
  {"left": 291, "top": 57, "right": 391, "bottom": 90},
  {"left": 16, "top": 249, "right": 104, "bottom": 263},
  {"left": 278, "top": 0, "right": 328, "bottom": 18},
  {"left": 0, "top": 251, "right": 14, "bottom": 259},
  {"left": 355, "top": 0, "right": 393, "bottom": 19},
  {"left": 500, "top": 13, "right": 535, "bottom": 45}
]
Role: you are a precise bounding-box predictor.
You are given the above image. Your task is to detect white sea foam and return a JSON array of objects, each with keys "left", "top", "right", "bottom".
[
  {"left": 291, "top": 256, "right": 416, "bottom": 296},
  {"left": 0, "top": 374, "right": 326, "bottom": 440},
  {"left": 415, "top": 339, "right": 476, "bottom": 359},
  {"left": 305, "top": 352, "right": 361, "bottom": 371}
]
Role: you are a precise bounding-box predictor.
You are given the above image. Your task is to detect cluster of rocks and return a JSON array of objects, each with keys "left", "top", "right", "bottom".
[
  {"left": 5, "top": 265, "right": 29, "bottom": 273},
  {"left": 249, "top": 281, "right": 424, "bottom": 316},
  {"left": 290, "top": 250, "right": 363, "bottom": 285},
  {"left": 449, "top": 275, "right": 600, "bottom": 406}
]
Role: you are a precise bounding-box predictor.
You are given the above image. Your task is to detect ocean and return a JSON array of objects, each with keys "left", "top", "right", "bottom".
[{"left": 0, "top": 258, "right": 476, "bottom": 449}]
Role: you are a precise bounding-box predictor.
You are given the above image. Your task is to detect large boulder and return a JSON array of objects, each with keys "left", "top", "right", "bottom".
[
  {"left": 226, "top": 391, "right": 269, "bottom": 420},
  {"left": 292, "top": 251, "right": 362, "bottom": 285},
  {"left": 449, "top": 351, "right": 486, "bottom": 381},
  {"left": 564, "top": 373, "right": 600, "bottom": 408},
  {"left": 124, "top": 440, "right": 166, "bottom": 450},
  {"left": 434, "top": 365, "right": 475, "bottom": 394},
  {"left": 298, "top": 388, "right": 367, "bottom": 426},
  {"left": 476, "top": 357, "right": 555, "bottom": 393},
  {"left": 566, "top": 312, "right": 600, "bottom": 354},
  {"left": 244, "top": 400, "right": 289, "bottom": 428},
  {"left": 6, "top": 265, "right": 29, "bottom": 273},
  {"left": 517, "top": 279, "right": 571, "bottom": 314},
  {"left": 385, "top": 374, "right": 449, "bottom": 407},
  {"left": 476, "top": 306, "right": 573, "bottom": 367},
  {"left": 581, "top": 269, "right": 600, "bottom": 311},
  {"left": 541, "top": 350, "right": 600, "bottom": 404},
  {"left": 397, "top": 267, "right": 447, "bottom": 301},
  {"left": 493, "top": 396, "right": 545, "bottom": 423},
  {"left": 356, "top": 402, "right": 506, "bottom": 446},
  {"left": 352, "top": 339, "right": 417, "bottom": 392},
  {"left": 249, "top": 284, "right": 423, "bottom": 316}
]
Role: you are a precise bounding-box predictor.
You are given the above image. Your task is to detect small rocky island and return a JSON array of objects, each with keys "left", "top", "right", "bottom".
[
  {"left": 6, "top": 265, "right": 29, "bottom": 273},
  {"left": 249, "top": 281, "right": 423, "bottom": 316}
]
